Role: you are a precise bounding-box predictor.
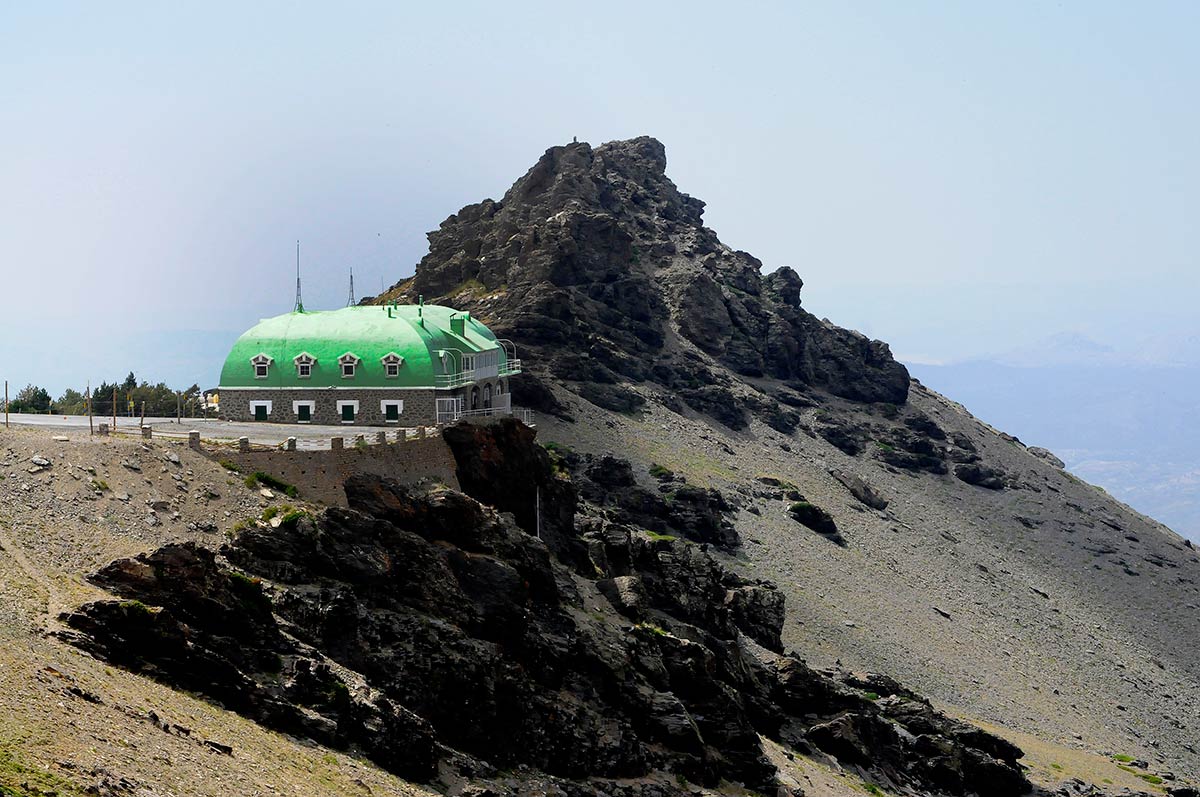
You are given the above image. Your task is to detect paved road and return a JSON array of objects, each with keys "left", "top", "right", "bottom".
[{"left": 1, "top": 413, "right": 428, "bottom": 449}]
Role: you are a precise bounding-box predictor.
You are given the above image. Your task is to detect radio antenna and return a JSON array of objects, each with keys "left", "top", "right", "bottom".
[{"left": 294, "top": 240, "right": 305, "bottom": 313}]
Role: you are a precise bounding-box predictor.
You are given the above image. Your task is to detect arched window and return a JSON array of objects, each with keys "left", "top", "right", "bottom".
[
  {"left": 483, "top": 383, "right": 493, "bottom": 410},
  {"left": 470, "top": 386, "right": 480, "bottom": 411}
]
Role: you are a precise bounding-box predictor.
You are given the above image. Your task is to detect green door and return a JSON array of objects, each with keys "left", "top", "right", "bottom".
[
  {"left": 341, "top": 404, "right": 355, "bottom": 422},
  {"left": 297, "top": 405, "right": 311, "bottom": 422},
  {"left": 385, "top": 404, "right": 399, "bottom": 422},
  {"left": 254, "top": 405, "right": 267, "bottom": 422}
]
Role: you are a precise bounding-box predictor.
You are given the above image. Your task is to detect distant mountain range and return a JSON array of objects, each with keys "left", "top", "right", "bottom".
[{"left": 909, "top": 333, "right": 1200, "bottom": 541}]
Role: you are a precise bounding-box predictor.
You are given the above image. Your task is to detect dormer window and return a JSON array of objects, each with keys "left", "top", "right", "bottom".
[
  {"left": 338, "top": 352, "right": 361, "bottom": 379},
  {"left": 293, "top": 352, "right": 316, "bottom": 379},
  {"left": 250, "top": 354, "right": 274, "bottom": 379},
  {"left": 380, "top": 352, "right": 405, "bottom": 379}
]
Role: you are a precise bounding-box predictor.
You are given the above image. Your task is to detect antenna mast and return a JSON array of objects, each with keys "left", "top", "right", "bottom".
[
  {"left": 347, "top": 267, "right": 355, "bottom": 306},
  {"left": 294, "top": 240, "right": 305, "bottom": 313}
]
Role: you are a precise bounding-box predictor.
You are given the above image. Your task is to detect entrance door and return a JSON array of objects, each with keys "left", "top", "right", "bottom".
[
  {"left": 385, "top": 404, "right": 399, "bottom": 422},
  {"left": 341, "top": 404, "right": 355, "bottom": 423},
  {"left": 254, "top": 405, "right": 268, "bottom": 422},
  {"left": 297, "top": 405, "right": 311, "bottom": 422}
]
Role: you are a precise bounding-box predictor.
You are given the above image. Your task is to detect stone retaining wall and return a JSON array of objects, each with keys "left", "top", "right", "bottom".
[{"left": 210, "top": 432, "right": 458, "bottom": 507}]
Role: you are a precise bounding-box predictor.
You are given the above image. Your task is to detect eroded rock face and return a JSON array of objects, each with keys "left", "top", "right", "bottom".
[
  {"left": 60, "top": 420, "right": 1028, "bottom": 797},
  {"left": 380, "top": 138, "right": 909, "bottom": 425}
]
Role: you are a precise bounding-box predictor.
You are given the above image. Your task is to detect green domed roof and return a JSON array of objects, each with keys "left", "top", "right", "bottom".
[{"left": 218, "top": 304, "right": 509, "bottom": 390}]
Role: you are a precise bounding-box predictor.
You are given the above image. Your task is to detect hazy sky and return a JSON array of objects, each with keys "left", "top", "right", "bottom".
[{"left": 2, "top": 2, "right": 1197, "bottom": 394}]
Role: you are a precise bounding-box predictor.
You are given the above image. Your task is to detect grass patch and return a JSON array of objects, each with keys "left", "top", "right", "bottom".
[
  {"left": 244, "top": 471, "right": 298, "bottom": 497},
  {"left": 218, "top": 458, "right": 242, "bottom": 473},
  {"left": 1049, "top": 763, "right": 1063, "bottom": 771},
  {"left": 862, "top": 783, "right": 884, "bottom": 796},
  {"left": 648, "top": 463, "right": 673, "bottom": 479},
  {"left": 445, "top": 277, "right": 486, "bottom": 299},
  {"left": 1112, "top": 754, "right": 1134, "bottom": 763},
  {"left": 278, "top": 508, "right": 308, "bottom": 528},
  {"left": 90, "top": 479, "right": 109, "bottom": 492},
  {"left": 643, "top": 530, "right": 678, "bottom": 542},
  {"left": 118, "top": 599, "right": 153, "bottom": 616},
  {"left": 0, "top": 746, "right": 88, "bottom": 796},
  {"left": 634, "top": 622, "right": 669, "bottom": 637},
  {"left": 874, "top": 440, "right": 896, "bottom": 453},
  {"left": 861, "top": 691, "right": 880, "bottom": 701},
  {"left": 228, "top": 571, "right": 272, "bottom": 612}
]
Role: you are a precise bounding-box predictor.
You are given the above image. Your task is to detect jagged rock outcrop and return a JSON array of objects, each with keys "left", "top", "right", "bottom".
[
  {"left": 377, "top": 138, "right": 910, "bottom": 426},
  {"left": 61, "top": 420, "right": 1028, "bottom": 797}
]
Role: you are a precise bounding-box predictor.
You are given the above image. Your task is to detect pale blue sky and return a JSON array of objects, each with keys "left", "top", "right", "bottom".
[{"left": 2, "top": 2, "right": 1197, "bottom": 393}]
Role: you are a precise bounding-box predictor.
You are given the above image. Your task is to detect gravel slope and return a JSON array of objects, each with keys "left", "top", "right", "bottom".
[{"left": 538, "top": 378, "right": 1200, "bottom": 790}]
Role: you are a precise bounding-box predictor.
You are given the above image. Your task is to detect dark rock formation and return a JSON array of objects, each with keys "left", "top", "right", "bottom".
[
  {"left": 787, "top": 500, "right": 846, "bottom": 546},
  {"left": 379, "top": 138, "right": 909, "bottom": 427},
  {"left": 61, "top": 420, "right": 1028, "bottom": 797},
  {"left": 954, "top": 462, "right": 1007, "bottom": 490},
  {"left": 829, "top": 468, "right": 889, "bottom": 510}
]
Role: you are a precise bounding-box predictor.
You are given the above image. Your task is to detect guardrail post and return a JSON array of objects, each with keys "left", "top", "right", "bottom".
[
  {"left": 238, "top": 436, "right": 250, "bottom": 452},
  {"left": 331, "top": 437, "right": 343, "bottom": 451},
  {"left": 97, "top": 422, "right": 109, "bottom": 436},
  {"left": 188, "top": 430, "right": 201, "bottom": 449},
  {"left": 141, "top": 425, "right": 153, "bottom": 439},
  {"left": 376, "top": 431, "right": 387, "bottom": 445},
  {"left": 285, "top": 437, "right": 297, "bottom": 451}
]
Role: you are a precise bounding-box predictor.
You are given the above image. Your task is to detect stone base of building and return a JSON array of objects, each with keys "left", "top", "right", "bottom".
[
  {"left": 219, "top": 389, "right": 439, "bottom": 426},
  {"left": 218, "top": 378, "right": 511, "bottom": 427}
]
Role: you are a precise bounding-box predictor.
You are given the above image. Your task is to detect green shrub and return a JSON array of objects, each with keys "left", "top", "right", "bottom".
[
  {"left": 245, "top": 471, "right": 298, "bottom": 497},
  {"left": 648, "top": 463, "right": 673, "bottom": 479},
  {"left": 278, "top": 509, "right": 307, "bottom": 528},
  {"left": 119, "top": 599, "right": 152, "bottom": 616},
  {"left": 1112, "top": 754, "right": 1134, "bottom": 763},
  {"left": 218, "top": 459, "right": 242, "bottom": 473},
  {"left": 634, "top": 622, "right": 668, "bottom": 637},
  {"left": 90, "top": 479, "right": 109, "bottom": 492},
  {"left": 861, "top": 691, "right": 880, "bottom": 701},
  {"left": 643, "top": 530, "right": 677, "bottom": 542},
  {"left": 228, "top": 570, "right": 271, "bottom": 612}
]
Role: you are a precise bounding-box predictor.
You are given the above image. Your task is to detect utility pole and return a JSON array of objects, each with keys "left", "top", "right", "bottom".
[
  {"left": 111, "top": 387, "right": 117, "bottom": 432},
  {"left": 3, "top": 380, "right": 8, "bottom": 429},
  {"left": 140, "top": 401, "right": 145, "bottom": 429},
  {"left": 87, "top": 381, "right": 93, "bottom": 436}
]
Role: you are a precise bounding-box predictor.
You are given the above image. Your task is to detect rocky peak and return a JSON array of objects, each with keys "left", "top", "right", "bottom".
[{"left": 382, "top": 137, "right": 910, "bottom": 426}]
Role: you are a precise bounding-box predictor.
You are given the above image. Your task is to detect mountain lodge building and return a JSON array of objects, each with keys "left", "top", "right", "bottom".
[{"left": 217, "top": 302, "right": 521, "bottom": 426}]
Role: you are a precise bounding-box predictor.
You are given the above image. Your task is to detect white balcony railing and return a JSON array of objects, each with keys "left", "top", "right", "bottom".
[{"left": 435, "top": 405, "right": 533, "bottom": 426}]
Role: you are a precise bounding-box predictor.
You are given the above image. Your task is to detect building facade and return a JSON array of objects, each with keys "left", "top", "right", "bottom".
[{"left": 217, "top": 303, "right": 521, "bottom": 426}]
